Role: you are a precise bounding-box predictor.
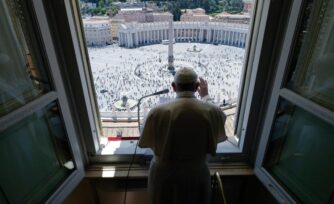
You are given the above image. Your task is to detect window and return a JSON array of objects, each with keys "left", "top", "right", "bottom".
[
  {"left": 0, "top": 0, "right": 83, "bottom": 203},
  {"left": 3, "top": 0, "right": 332, "bottom": 202},
  {"left": 255, "top": 0, "right": 334, "bottom": 203},
  {"left": 76, "top": 0, "right": 259, "bottom": 158}
]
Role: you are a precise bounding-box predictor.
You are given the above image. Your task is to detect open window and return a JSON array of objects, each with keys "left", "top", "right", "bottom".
[
  {"left": 61, "top": 0, "right": 266, "bottom": 161},
  {"left": 0, "top": 0, "right": 84, "bottom": 203},
  {"left": 255, "top": 0, "right": 334, "bottom": 203},
  {"left": 5, "top": 0, "right": 333, "bottom": 202}
]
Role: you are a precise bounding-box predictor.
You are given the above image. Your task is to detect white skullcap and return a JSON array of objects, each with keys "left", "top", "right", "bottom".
[{"left": 174, "top": 67, "right": 198, "bottom": 84}]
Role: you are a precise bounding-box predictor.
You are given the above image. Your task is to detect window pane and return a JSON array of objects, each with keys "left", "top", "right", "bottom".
[
  {"left": 264, "top": 99, "right": 334, "bottom": 204},
  {"left": 286, "top": 0, "right": 334, "bottom": 111},
  {"left": 0, "top": 1, "right": 50, "bottom": 116},
  {"left": 0, "top": 102, "right": 75, "bottom": 203}
]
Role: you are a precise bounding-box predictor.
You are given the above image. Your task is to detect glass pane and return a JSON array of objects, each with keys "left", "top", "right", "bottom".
[
  {"left": 0, "top": 102, "right": 75, "bottom": 204},
  {"left": 264, "top": 99, "right": 334, "bottom": 204},
  {"left": 0, "top": 1, "right": 50, "bottom": 116},
  {"left": 286, "top": 0, "right": 334, "bottom": 111},
  {"left": 79, "top": 0, "right": 255, "bottom": 154}
]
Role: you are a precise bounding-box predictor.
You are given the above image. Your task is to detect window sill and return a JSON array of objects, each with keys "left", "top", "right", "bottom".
[
  {"left": 99, "top": 137, "right": 241, "bottom": 155},
  {"left": 85, "top": 163, "right": 254, "bottom": 179}
]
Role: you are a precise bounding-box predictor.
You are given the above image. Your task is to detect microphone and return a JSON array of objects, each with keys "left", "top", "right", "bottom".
[
  {"left": 152, "top": 89, "right": 169, "bottom": 95},
  {"left": 139, "top": 89, "right": 169, "bottom": 100}
]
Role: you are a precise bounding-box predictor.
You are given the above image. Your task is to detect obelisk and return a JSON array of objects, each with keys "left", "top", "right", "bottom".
[{"left": 167, "top": 15, "right": 174, "bottom": 71}]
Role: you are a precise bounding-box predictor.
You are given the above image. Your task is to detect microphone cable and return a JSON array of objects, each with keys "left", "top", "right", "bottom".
[
  {"left": 122, "top": 89, "right": 169, "bottom": 204},
  {"left": 122, "top": 96, "right": 146, "bottom": 204}
]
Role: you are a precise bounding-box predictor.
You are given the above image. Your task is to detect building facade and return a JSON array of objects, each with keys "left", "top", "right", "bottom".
[
  {"left": 111, "top": 9, "right": 172, "bottom": 40},
  {"left": 180, "top": 8, "right": 211, "bottom": 22},
  {"left": 152, "top": 12, "right": 172, "bottom": 22},
  {"left": 113, "top": 8, "right": 148, "bottom": 23},
  {"left": 83, "top": 17, "right": 112, "bottom": 46},
  {"left": 113, "top": 8, "right": 171, "bottom": 23},
  {"left": 110, "top": 18, "right": 125, "bottom": 40},
  {"left": 213, "top": 13, "right": 251, "bottom": 24},
  {"left": 243, "top": 0, "right": 253, "bottom": 13},
  {"left": 118, "top": 21, "right": 248, "bottom": 48}
]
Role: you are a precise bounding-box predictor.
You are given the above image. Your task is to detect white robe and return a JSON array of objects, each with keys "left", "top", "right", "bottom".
[{"left": 139, "top": 91, "right": 226, "bottom": 204}]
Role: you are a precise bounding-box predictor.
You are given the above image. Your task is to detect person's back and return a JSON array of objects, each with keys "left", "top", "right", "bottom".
[
  {"left": 139, "top": 68, "right": 227, "bottom": 204},
  {"left": 144, "top": 93, "right": 224, "bottom": 160}
]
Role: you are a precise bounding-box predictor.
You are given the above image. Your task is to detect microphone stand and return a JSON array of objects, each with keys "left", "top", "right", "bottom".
[
  {"left": 137, "top": 94, "right": 154, "bottom": 132},
  {"left": 123, "top": 93, "right": 166, "bottom": 204}
]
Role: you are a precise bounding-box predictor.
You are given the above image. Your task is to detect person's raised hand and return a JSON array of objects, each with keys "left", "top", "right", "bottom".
[{"left": 197, "top": 77, "right": 209, "bottom": 98}]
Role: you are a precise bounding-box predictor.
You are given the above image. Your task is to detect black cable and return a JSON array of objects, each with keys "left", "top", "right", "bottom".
[
  {"left": 122, "top": 90, "right": 168, "bottom": 204},
  {"left": 123, "top": 97, "right": 144, "bottom": 204}
]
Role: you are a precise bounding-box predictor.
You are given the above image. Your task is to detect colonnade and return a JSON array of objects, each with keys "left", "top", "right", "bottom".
[{"left": 118, "top": 22, "right": 248, "bottom": 48}]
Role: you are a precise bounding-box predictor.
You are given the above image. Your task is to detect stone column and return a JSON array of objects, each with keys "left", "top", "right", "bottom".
[
  {"left": 119, "top": 33, "right": 122, "bottom": 46},
  {"left": 135, "top": 32, "right": 138, "bottom": 46},
  {"left": 156, "top": 30, "right": 158, "bottom": 42},
  {"left": 237, "top": 33, "right": 241, "bottom": 47},
  {"left": 124, "top": 34, "right": 127, "bottom": 47},
  {"left": 230, "top": 32, "right": 233, "bottom": 45},
  {"left": 138, "top": 32, "right": 140, "bottom": 44},
  {"left": 141, "top": 31, "right": 144, "bottom": 44},
  {"left": 228, "top": 31, "right": 231, "bottom": 45},
  {"left": 159, "top": 30, "right": 161, "bottom": 41},
  {"left": 150, "top": 30, "right": 153, "bottom": 43},
  {"left": 148, "top": 30, "right": 150, "bottom": 43},
  {"left": 224, "top": 30, "right": 227, "bottom": 44},
  {"left": 128, "top": 33, "right": 132, "bottom": 47},
  {"left": 191, "top": 29, "right": 193, "bottom": 41},
  {"left": 207, "top": 29, "right": 211, "bottom": 43},
  {"left": 140, "top": 31, "right": 143, "bottom": 44},
  {"left": 178, "top": 28, "right": 180, "bottom": 40}
]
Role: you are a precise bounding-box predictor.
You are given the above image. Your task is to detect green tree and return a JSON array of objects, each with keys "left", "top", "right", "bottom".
[
  {"left": 98, "top": 0, "right": 105, "bottom": 7},
  {"left": 109, "top": 4, "right": 119, "bottom": 16},
  {"left": 224, "top": 0, "right": 243, "bottom": 13},
  {"left": 167, "top": 2, "right": 182, "bottom": 21}
]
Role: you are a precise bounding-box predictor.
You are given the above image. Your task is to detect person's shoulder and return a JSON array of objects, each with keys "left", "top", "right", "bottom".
[
  {"left": 148, "top": 102, "right": 173, "bottom": 113},
  {"left": 197, "top": 99, "right": 220, "bottom": 109}
]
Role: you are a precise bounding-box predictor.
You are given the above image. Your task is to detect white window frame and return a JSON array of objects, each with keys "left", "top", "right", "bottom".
[
  {"left": 0, "top": 0, "right": 84, "bottom": 203},
  {"left": 254, "top": 0, "right": 334, "bottom": 203},
  {"left": 33, "top": 0, "right": 86, "bottom": 202}
]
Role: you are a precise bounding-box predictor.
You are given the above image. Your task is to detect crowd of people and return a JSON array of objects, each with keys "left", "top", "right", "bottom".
[{"left": 89, "top": 43, "right": 244, "bottom": 113}]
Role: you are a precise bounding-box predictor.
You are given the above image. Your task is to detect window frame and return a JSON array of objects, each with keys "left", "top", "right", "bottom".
[
  {"left": 254, "top": 0, "right": 334, "bottom": 202},
  {"left": 55, "top": 0, "right": 285, "bottom": 165},
  {"left": 0, "top": 0, "right": 85, "bottom": 203},
  {"left": 32, "top": 0, "right": 86, "bottom": 202},
  {"left": 63, "top": 0, "right": 103, "bottom": 155},
  {"left": 254, "top": 0, "right": 304, "bottom": 202}
]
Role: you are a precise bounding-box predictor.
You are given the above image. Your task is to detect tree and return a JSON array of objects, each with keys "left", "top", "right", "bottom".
[
  {"left": 98, "top": 0, "right": 105, "bottom": 8},
  {"left": 223, "top": 0, "right": 243, "bottom": 13},
  {"left": 109, "top": 4, "right": 119, "bottom": 16},
  {"left": 167, "top": 2, "right": 182, "bottom": 21}
]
